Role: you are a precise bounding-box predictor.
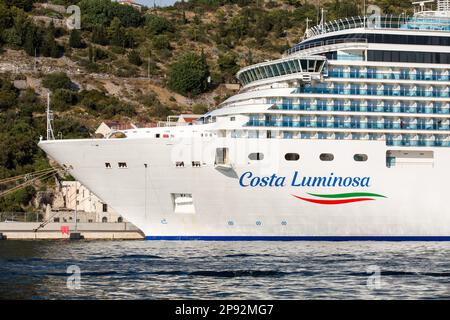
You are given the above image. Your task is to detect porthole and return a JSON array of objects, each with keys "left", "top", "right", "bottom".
[
  {"left": 228, "top": 221, "right": 234, "bottom": 226},
  {"left": 285, "top": 153, "right": 300, "bottom": 161},
  {"left": 319, "top": 153, "right": 334, "bottom": 161},
  {"left": 354, "top": 154, "right": 368, "bottom": 162},
  {"left": 256, "top": 221, "right": 262, "bottom": 226},
  {"left": 249, "top": 153, "right": 264, "bottom": 160}
]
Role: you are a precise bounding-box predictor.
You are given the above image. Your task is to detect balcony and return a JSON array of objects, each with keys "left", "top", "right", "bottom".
[
  {"left": 328, "top": 71, "right": 450, "bottom": 82},
  {"left": 295, "top": 86, "right": 450, "bottom": 98},
  {"left": 270, "top": 103, "right": 450, "bottom": 115},
  {"left": 246, "top": 119, "right": 450, "bottom": 131}
]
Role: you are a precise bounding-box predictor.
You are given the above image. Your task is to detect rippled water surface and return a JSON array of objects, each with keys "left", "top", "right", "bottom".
[{"left": 1, "top": 240, "right": 450, "bottom": 299}]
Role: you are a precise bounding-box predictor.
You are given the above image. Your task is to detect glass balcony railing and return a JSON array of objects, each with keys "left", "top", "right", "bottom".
[
  {"left": 327, "top": 71, "right": 450, "bottom": 81},
  {"left": 295, "top": 87, "right": 450, "bottom": 98},
  {"left": 271, "top": 103, "right": 450, "bottom": 115},
  {"left": 386, "top": 140, "right": 450, "bottom": 147},
  {"left": 246, "top": 120, "right": 450, "bottom": 131}
]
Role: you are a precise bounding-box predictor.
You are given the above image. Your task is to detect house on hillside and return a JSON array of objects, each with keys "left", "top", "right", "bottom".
[
  {"left": 95, "top": 121, "right": 137, "bottom": 138},
  {"left": 116, "top": 0, "right": 145, "bottom": 11},
  {"left": 176, "top": 114, "right": 202, "bottom": 125}
]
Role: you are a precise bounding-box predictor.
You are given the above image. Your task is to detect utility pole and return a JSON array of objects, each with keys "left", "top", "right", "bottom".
[
  {"left": 74, "top": 183, "right": 78, "bottom": 233},
  {"left": 69, "top": 182, "right": 83, "bottom": 240},
  {"left": 148, "top": 56, "right": 150, "bottom": 79},
  {"left": 46, "top": 92, "right": 55, "bottom": 140}
]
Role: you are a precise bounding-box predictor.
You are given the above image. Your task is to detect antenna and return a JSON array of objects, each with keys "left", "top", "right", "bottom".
[
  {"left": 412, "top": 0, "right": 435, "bottom": 12},
  {"left": 46, "top": 92, "right": 55, "bottom": 140},
  {"left": 319, "top": 8, "right": 326, "bottom": 33}
]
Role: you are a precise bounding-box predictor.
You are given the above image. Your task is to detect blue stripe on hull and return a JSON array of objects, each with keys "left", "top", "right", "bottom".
[{"left": 145, "top": 236, "right": 450, "bottom": 241}]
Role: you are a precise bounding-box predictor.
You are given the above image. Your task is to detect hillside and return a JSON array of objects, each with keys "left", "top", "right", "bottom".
[{"left": 0, "top": 0, "right": 412, "bottom": 213}]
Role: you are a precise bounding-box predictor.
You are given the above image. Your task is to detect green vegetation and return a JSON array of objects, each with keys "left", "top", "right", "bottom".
[
  {"left": 168, "top": 51, "right": 210, "bottom": 96},
  {"left": 42, "top": 72, "right": 73, "bottom": 91}
]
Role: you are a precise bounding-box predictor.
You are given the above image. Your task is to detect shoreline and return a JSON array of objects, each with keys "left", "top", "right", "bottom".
[{"left": 0, "top": 222, "right": 144, "bottom": 240}]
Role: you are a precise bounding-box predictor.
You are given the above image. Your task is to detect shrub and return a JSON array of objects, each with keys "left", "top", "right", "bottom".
[
  {"left": 167, "top": 52, "right": 210, "bottom": 96},
  {"left": 127, "top": 50, "right": 142, "bottom": 66},
  {"left": 42, "top": 72, "right": 72, "bottom": 91},
  {"left": 192, "top": 103, "right": 208, "bottom": 114}
]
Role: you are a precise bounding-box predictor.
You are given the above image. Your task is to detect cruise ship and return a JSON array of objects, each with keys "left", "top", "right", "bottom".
[{"left": 40, "top": 1, "right": 450, "bottom": 240}]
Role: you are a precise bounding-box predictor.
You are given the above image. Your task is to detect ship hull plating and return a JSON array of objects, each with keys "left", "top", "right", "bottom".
[{"left": 39, "top": 137, "right": 450, "bottom": 240}]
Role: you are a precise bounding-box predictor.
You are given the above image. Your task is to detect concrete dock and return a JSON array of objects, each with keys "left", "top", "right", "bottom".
[{"left": 0, "top": 222, "right": 144, "bottom": 240}]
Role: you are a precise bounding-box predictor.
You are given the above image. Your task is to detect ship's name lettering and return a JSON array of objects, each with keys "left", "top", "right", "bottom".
[{"left": 239, "top": 171, "right": 371, "bottom": 188}]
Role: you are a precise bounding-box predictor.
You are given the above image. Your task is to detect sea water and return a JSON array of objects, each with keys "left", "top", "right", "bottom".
[{"left": 1, "top": 240, "right": 450, "bottom": 299}]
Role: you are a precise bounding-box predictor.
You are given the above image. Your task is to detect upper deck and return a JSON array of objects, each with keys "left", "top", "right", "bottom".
[
  {"left": 287, "top": 13, "right": 450, "bottom": 56},
  {"left": 308, "top": 15, "right": 450, "bottom": 38}
]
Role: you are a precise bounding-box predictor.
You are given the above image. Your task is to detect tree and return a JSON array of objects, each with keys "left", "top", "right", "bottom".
[
  {"left": 218, "top": 52, "right": 240, "bottom": 82},
  {"left": 5, "top": 0, "right": 34, "bottom": 12},
  {"left": 109, "top": 17, "right": 124, "bottom": 47},
  {"left": 168, "top": 52, "right": 210, "bottom": 96},
  {"left": 192, "top": 103, "right": 208, "bottom": 115},
  {"left": 0, "top": 78, "right": 18, "bottom": 110},
  {"left": 69, "top": 29, "right": 84, "bottom": 48},
  {"left": 41, "top": 29, "right": 62, "bottom": 58},
  {"left": 91, "top": 25, "right": 108, "bottom": 46},
  {"left": 0, "top": 2, "right": 13, "bottom": 31},
  {"left": 0, "top": 90, "right": 17, "bottom": 110},
  {"left": 23, "top": 27, "right": 41, "bottom": 56},
  {"left": 79, "top": 0, "right": 143, "bottom": 28},
  {"left": 52, "top": 88, "right": 78, "bottom": 111},
  {"left": 42, "top": 72, "right": 72, "bottom": 91},
  {"left": 127, "top": 50, "right": 142, "bottom": 66},
  {"left": 145, "top": 14, "right": 175, "bottom": 35},
  {"left": 151, "top": 35, "right": 171, "bottom": 51}
]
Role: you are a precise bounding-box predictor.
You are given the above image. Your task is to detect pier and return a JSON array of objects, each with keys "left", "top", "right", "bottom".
[{"left": 0, "top": 222, "right": 144, "bottom": 240}]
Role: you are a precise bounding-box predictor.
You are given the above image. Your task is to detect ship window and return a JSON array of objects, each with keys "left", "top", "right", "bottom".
[
  {"left": 354, "top": 154, "right": 368, "bottom": 162},
  {"left": 285, "top": 153, "right": 300, "bottom": 161},
  {"left": 176, "top": 161, "right": 184, "bottom": 167},
  {"left": 118, "top": 162, "right": 127, "bottom": 168},
  {"left": 249, "top": 153, "right": 264, "bottom": 161},
  {"left": 230, "top": 116, "right": 235, "bottom": 121},
  {"left": 155, "top": 133, "right": 160, "bottom": 138},
  {"left": 105, "top": 162, "right": 111, "bottom": 168},
  {"left": 319, "top": 153, "right": 334, "bottom": 161}
]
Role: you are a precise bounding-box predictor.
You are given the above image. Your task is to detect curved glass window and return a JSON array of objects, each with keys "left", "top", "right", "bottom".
[{"left": 237, "top": 58, "right": 326, "bottom": 86}]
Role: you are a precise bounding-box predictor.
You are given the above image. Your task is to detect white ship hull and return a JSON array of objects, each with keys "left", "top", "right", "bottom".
[{"left": 39, "top": 137, "right": 450, "bottom": 240}]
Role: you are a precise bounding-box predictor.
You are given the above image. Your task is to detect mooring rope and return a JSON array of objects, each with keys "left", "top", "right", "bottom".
[
  {"left": 0, "top": 170, "right": 59, "bottom": 198},
  {"left": 0, "top": 167, "right": 58, "bottom": 185}
]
